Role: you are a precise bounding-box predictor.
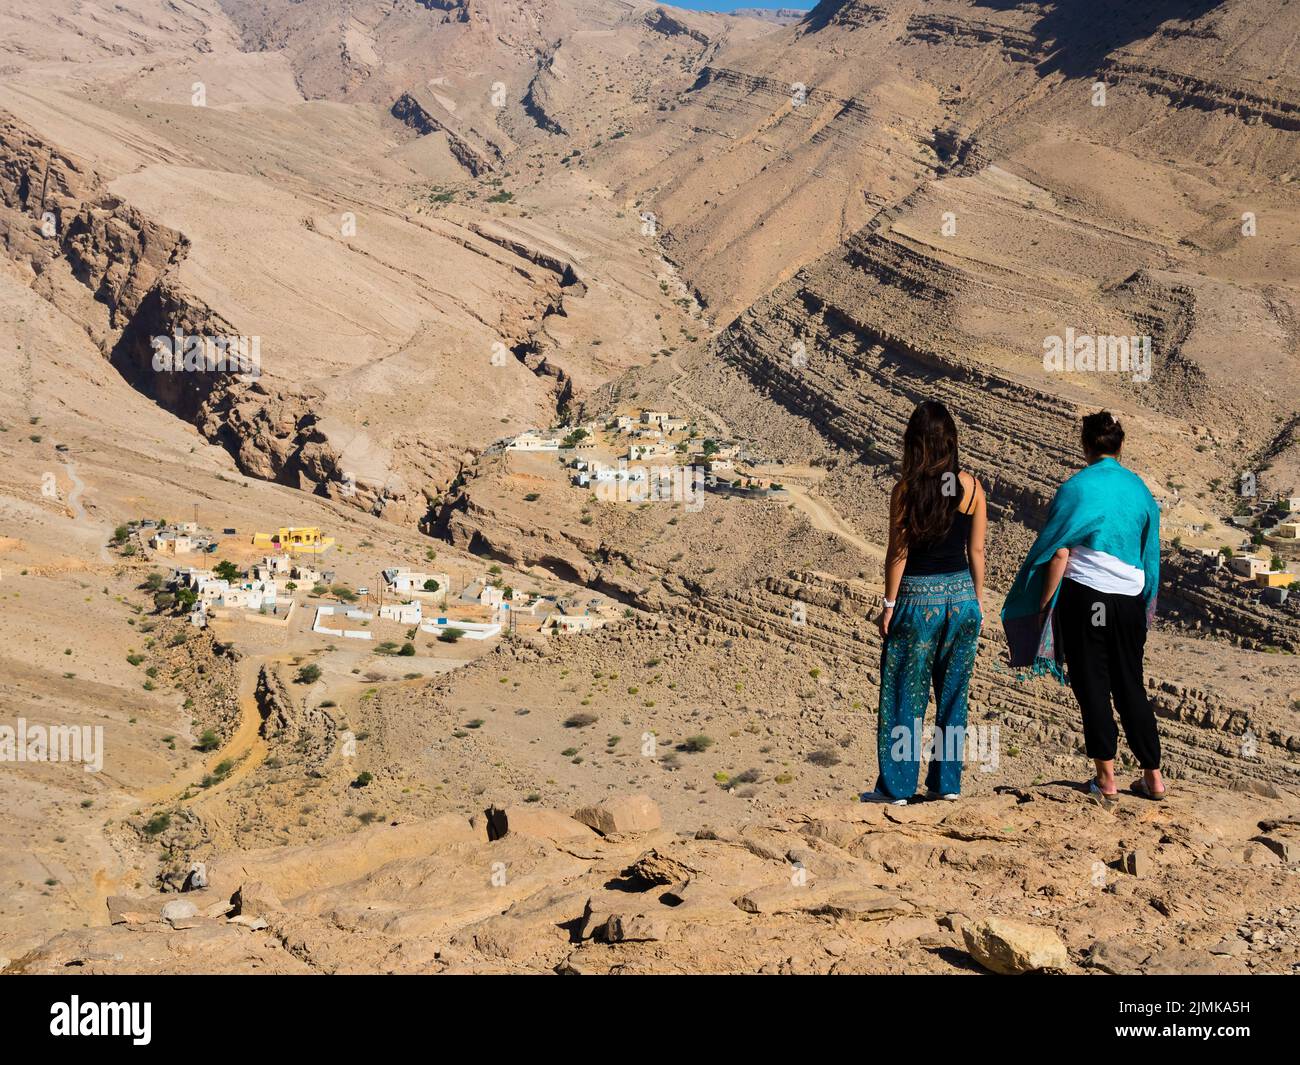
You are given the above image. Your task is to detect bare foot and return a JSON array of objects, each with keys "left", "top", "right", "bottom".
[{"left": 1133, "top": 769, "right": 1165, "bottom": 798}]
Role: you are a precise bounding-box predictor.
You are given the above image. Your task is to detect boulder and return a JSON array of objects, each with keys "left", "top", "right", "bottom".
[
  {"left": 573, "top": 794, "right": 662, "bottom": 836},
  {"left": 232, "top": 880, "right": 283, "bottom": 918},
  {"left": 578, "top": 898, "right": 612, "bottom": 941},
  {"left": 1251, "top": 835, "right": 1295, "bottom": 863},
  {"left": 485, "top": 805, "right": 595, "bottom": 843},
  {"left": 603, "top": 914, "right": 667, "bottom": 943},
  {"left": 202, "top": 898, "right": 236, "bottom": 919},
  {"left": 160, "top": 899, "right": 199, "bottom": 928},
  {"left": 183, "top": 862, "right": 209, "bottom": 891},
  {"left": 963, "top": 917, "right": 1069, "bottom": 974},
  {"left": 228, "top": 914, "right": 269, "bottom": 930},
  {"left": 623, "top": 848, "right": 694, "bottom": 887}
]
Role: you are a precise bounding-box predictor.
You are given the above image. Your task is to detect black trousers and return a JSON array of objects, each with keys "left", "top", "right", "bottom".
[{"left": 1056, "top": 577, "right": 1161, "bottom": 770}]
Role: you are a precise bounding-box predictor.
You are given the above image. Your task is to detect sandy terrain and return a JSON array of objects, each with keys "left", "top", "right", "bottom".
[{"left": 0, "top": 0, "right": 1297, "bottom": 976}]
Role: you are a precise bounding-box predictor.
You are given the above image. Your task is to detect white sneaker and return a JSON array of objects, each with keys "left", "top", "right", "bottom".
[
  {"left": 926, "top": 790, "right": 960, "bottom": 801},
  {"left": 861, "top": 791, "right": 908, "bottom": 806}
]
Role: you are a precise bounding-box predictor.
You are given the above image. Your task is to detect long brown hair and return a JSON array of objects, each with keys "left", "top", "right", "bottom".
[{"left": 898, "top": 400, "right": 960, "bottom": 546}]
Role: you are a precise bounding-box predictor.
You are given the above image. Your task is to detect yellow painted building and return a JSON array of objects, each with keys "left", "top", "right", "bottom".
[
  {"left": 1255, "top": 570, "right": 1296, "bottom": 589},
  {"left": 252, "top": 526, "right": 336, "bottom": 554}
]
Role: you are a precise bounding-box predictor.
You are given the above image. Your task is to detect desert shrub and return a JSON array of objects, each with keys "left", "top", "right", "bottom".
[{"left": 143, "top": 813, "right": 171, "bottom": 836}]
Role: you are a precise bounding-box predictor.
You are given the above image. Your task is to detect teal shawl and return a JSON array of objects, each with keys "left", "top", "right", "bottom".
[{"left": 1001, "top": 457, "right": 1161, "bottom": 679}]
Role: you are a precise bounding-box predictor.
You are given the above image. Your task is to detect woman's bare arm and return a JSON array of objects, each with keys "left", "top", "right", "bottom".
[
  {"left": 1039, "top": 547, "right": 1070, "bottom": 612},
  {"left": 880, "top": 483, "right": 908, "bottom": 636},
  {"left": 968, "top": 476, "right": 987, "bottom": 603}
]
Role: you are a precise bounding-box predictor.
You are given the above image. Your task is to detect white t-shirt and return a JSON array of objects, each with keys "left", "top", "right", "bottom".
[{"left": 1064, "top": 545, "right": 1145, "bottom": 596}]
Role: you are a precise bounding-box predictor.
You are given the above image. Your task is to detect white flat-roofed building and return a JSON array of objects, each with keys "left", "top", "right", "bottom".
[
  {"left": 1229, "top": 555, "right": 1268, "bottom": 578},
  {"left": 507, "top": 430, "right": 561, "bottom": 452},
  {"left": 379, "top": 601, "right": 422, "bottom": 624}
]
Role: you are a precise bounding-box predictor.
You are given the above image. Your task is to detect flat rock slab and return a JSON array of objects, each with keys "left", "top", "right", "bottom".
[
  {"left": 487, "top": 805, "right": 596, "bottom": 843},
  {"left": 811, "top": 891, "right": 910, "bottom": 921},
  {"left": 573, "top": 794, "right": 662, "bottom": 836}
]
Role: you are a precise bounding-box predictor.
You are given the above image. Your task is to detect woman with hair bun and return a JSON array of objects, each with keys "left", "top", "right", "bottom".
[{"left": 1002, "top": 411, "right": 1165, "bottom": 805}]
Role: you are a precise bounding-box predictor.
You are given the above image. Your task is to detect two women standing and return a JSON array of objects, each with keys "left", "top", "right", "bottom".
[{"left": 872, "top": 403, "right": 1164, "bottom": 806}]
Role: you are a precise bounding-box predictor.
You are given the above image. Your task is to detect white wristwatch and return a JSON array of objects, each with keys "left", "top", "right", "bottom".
[{"left": 882, "top": 597, "right": 896, "bottom": 609}]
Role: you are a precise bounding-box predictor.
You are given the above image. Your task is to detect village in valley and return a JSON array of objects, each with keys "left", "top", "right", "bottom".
[
  {"left": 503, "top": 407, "right": 790, "bottom": 503},
  {"left": 1185, "top": 491, "right": 1300, "bottom": 608},
  {"left": 84, "top": 407, "right": 817, "bottom": 759},
  {"left": 114, "top": 517, "right": 622, "bottom": 687},
  {"left": 105, "top": 408, "right": 805, "bottom": 689}
]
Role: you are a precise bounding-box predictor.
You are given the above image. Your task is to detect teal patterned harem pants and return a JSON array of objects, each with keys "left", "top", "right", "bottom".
[{"left": 875, "top": 571, "right": 982, "bottom": 799}]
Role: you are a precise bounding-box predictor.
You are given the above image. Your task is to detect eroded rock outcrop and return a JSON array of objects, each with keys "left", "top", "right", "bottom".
[{"left": 11, "top": 783, "right": 1298, "bottom": 975}]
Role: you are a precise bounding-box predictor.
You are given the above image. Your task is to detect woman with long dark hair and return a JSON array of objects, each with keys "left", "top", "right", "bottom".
[
  {"left": 1002, "top": 411, "right": 1164, "bottom": 805},
  {"left": 869, "top": 400, "right": 987, "bottom": 805}
]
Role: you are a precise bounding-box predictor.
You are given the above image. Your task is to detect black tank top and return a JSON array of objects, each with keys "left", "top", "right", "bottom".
[{"left": 903, "top": 485, "right": 975, "bottom": 576}]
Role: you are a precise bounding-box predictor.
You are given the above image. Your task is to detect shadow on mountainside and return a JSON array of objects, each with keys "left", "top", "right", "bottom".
[
  {"left": 800, "top": 0, "right": 1226, "bottom": 79},
  {"left": 974, "top": 0, "right": 1225, "bottom": 78}
]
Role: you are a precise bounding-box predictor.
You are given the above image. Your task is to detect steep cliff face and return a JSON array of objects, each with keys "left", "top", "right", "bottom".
[
  {"left": 0, "top": 94, "right": 631, "bottom": 526},
  {"left": 0, "top": 115, "right": 389, "bottom": 514},
  {"left": 391, "top": 90, "right": 505, "bottom": 176},
  {"left": 0, "top": 117, "right": 187, "bottom": 326}
]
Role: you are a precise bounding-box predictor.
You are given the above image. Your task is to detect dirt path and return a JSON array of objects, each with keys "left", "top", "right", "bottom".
[
  {"left": 61, "top": 456, "right": 112, "bottom": 563},
  {"left": 137, "top": 655, "right": 269, "bottom": 807},
  {"left": 86, "top": 655, "right": 272, "bottom": 924},
  {"left": 667, "top": 353, "right": 886, "bottom": 563},
  {"left": 781, "top": 481, "right": 886, "bottom": 563}
]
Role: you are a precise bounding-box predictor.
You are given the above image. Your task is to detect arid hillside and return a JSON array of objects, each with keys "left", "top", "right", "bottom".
[{"left": 0, "top": 0, "right": 1298, "bottom": 976}]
